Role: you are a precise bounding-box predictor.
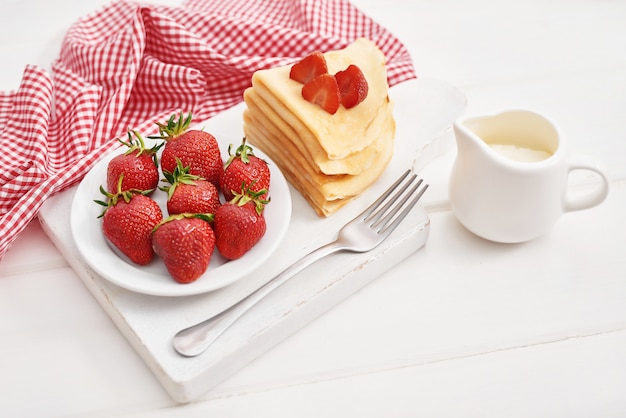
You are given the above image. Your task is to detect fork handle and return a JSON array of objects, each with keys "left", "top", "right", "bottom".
[{"left": 173, "top": 240, "right": 344, "bottom": 357}]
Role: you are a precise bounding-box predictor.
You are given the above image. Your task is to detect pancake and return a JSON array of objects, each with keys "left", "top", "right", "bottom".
[
  {"left": 244, "top": 88, "right": 392, "bottom": 175},
  {"left": 250, "top": 38, "right": 390, "bottom": 159},
  {"left": 244, "top": 110, "right": 395, "bottom": 206},
  {"left": 242, "top": 37, "right": 395, "bottom": 216}
]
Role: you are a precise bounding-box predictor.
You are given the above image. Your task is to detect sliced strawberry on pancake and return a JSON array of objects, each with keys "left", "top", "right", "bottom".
[
  {"left": 301, "top": 73, "right": 341, "bottom": 115},
  {"left": 289, "top": 51, "right": 328, "bottom": 84},
  {"left": 335, "top": 64, "right": 369, "bottom": 109}
]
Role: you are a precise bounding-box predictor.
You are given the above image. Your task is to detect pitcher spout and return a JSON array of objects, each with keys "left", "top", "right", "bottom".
[{"left": 452, "top": 116, "right": 487, "bottom": 160}]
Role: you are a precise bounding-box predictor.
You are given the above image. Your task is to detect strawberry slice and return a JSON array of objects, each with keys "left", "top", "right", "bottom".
[
  {"left": 335, "top": 64, "right": 369, "bottom": 109},
  {"left": 289, "top": 51, "right": 328, "bottom": 84},
  {"left": 301, "top": 73, "right": 341, "bottom": 115}
]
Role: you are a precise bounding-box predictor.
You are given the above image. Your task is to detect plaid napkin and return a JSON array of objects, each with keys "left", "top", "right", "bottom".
[{"left": 0, "top": 0, "right": 415, "bottom": 260}]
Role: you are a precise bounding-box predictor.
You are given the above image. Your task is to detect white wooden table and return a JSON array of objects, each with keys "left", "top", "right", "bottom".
[{"left": 1, "top": 0, "right": 625, "bottom": 416}]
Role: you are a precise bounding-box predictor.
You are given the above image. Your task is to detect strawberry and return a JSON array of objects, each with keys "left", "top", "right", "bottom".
[
  {"left": 301, "top": 73, "right": 341, "bottom": 115},
  {"left": 95, "top": 177, "right": 163, "bottom": 265},
  {"left": 151, "top": 112, "right": 223, "bottom": 187},
  {"left": 106, "top": 130, "right": 162, "bottom": 195},
  {"left": 152, "top": 213, "right": 216, "bottom": 284},
  {"left": 335, "top": 64, "right": 369, "bottom": 109},
  {"left": 220, "top": 138, "right": 271, "bottom": 202},
  {"left": 213, "top": 187, "right": 269, "bottom": 260},
  {"left": 160, "top": 159, "right": 221, "bottom": 216},
  {"left": 289, "top": 51, "right": 328, "bottom": 84}
]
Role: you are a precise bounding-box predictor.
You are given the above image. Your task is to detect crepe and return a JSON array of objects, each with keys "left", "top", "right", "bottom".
[
  {"left": 250, "top": 38, "right": 390, "bottom": 159},
  {"left": 244, "top": 110, "right": 395, "bottom": 216},
  {"left": 242, "top": 38, "right": 395, "bottom": 216},
  {"left": 243, "top": 87, "right": 393, "bottom": 175}
]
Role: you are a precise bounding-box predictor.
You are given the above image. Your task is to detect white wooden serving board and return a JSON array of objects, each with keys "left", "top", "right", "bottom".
[{"left": 38, "top": 78, "right": 466, "bottom": 402}]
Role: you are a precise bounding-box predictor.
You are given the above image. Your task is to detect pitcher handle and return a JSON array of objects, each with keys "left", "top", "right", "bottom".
[{"left": 563, "top": 155, "right": 609, "bottom": 212}]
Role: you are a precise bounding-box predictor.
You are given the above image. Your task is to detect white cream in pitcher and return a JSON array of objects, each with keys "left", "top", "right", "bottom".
[{"left": 488, "top": 144, "right": 551, "bottom": 162}]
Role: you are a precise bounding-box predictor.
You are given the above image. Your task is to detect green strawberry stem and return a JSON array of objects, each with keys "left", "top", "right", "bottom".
[
  {"left": 152, "top": 213, "right": 214, "bottom": 232},
  {"left": 159, "top": 158, "right": 204, "bottom": 199},
  {"left": 94, "top": 174, "right": 153, "bottom": 218},
  {"left": 230, "top": 182, "right": 270, "bottom": 215},
  {"left": 119, "top": 130, "right": 163, "bottom": 167},
  {"left": 149, "top": 112, "right": 193, "bottom": 140},
  {"left": 224, "top": 137, "right": 256, "bottom": 169}
]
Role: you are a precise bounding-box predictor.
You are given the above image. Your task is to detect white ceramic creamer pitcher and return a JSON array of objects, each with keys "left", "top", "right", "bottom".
[{"left": 449, "top": 110, "right": 609, "bottom": 243}]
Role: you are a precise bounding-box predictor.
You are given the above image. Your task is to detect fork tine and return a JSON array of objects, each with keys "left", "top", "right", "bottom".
[
  {"left": 370, "top": 176, "right": 423, "bottom": 228},
  {"left": 377, "top": 180, "right": 428, "bottom": 234},
  {"left": 360, "top": 169, "right": 412, "bottom": 221},
  {"left": 363, "top": 170, "right": 428, "bottom": 234}
]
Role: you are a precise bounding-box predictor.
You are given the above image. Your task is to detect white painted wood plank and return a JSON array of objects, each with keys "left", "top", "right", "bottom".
[
  {"left": 0, "top": 267, "right": 168, "bottom": 416},
  {"left": 0, "top": 220, "right": 67, "bottom": 276},
  {"left": 119, "top": 329, "right": 626, "bottom": 418}
]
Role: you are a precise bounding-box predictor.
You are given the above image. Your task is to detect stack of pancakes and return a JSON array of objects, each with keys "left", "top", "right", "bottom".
[{"left": 243, "top": 38, "right": 395, "bottom": 216}]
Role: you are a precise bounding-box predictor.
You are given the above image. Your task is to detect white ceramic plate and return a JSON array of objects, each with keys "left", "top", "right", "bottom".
[{"left": 70, "top": 135, "right": 292, "bottom": 297}]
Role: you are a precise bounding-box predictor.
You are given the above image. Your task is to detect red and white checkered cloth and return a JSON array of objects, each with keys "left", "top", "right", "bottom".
[{"left": 0, "top": 0, "right": 415, "bottom": 260}]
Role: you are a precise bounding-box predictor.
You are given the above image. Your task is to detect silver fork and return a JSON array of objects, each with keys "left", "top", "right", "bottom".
[{"left": 173, "top": 169, "right": 428, "bottom": 357}]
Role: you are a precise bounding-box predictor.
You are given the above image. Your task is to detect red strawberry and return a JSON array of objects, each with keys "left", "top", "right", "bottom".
[
  {"left": 289, "top": 51, "right": 328, "bottom": 84},
  {"left": 151, "top": 112, "right": 223, "bottom": 187},
  {"left": 301, "top": 73, "right": 341, "bottom": 115},
  {"left": 161, "top": 159, "right": 221, "bottom": 216},
  {"left": 106, "top": 130, "right": 162, "bottom": 195},
  {"left": 213, "top": 187, "right": 269, "bottom": 260},
  {"left": 335, "top": 64, "right": 369, "bottom": 109},
  {"left": 220, "top": 138, "right": 271, "bottom": 202},
  {"left": 95, "top": 178, "right": 163, "bottom": 265},
  {"left": 152, "top": 214, "right": 216, "bottom": 284}
]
